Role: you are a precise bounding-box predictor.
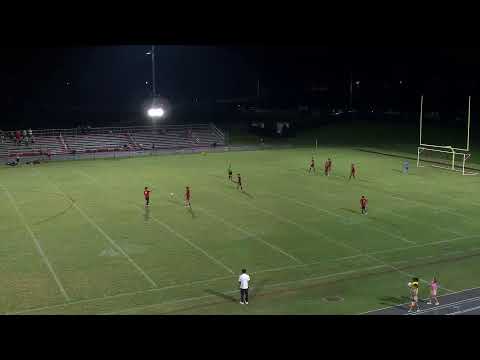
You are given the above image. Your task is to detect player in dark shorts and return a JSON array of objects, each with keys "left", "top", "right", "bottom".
[
  {"left": 360, "top": 195, "right": 368, "bottom": 215},
  {"left": 349, "top": 163, "right": 356, "bottom": 180},
  {"left": 325, "top": 158, "right": 332, "bottom": 176},
  {"left": 185, "top": 186, "right": 191, "bottom": 207},
  {"left": 144, "top": 187, "right": 151, "bottom": 207},
  {"left": 228, "top": 166, "right": 233, "bottom": 181},
  {"left": 308, "top": 157, "right": 315, "bottom": 173},
  {"left": 237, "top": 174, "right": 243, "bottom": 191}
]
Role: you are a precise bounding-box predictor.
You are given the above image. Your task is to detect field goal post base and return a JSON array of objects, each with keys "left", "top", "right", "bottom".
[{"left": 417, "top": 145, "right": 478, "bottom": 176}]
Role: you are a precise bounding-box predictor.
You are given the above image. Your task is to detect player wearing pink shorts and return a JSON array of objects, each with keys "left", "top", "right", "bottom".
[{"left": 427, "top": 277, "right": 440, "bottom": 306}]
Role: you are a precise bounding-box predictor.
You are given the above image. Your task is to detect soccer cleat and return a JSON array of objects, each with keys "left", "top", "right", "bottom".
[
  {"left": 245, "top": 301, "right": 248, "bottom": 305},
  {"left": 240, "top": 301, "right": 244, "bottom": 305},
  {"left": 427, "top": 301, "right": 432, "bottom": 305},
  {"left": 407, "top": 309, "right": 412, "bottom": 313},
  {"left": 435, "top": 302, "right": 440, "bottom": 306}
]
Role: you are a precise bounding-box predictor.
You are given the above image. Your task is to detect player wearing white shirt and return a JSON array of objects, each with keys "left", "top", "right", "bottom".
[{"left": 238, "top": 269, "right": 250, "bottom": 305}]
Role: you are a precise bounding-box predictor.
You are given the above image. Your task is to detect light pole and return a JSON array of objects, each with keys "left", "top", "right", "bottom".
[
  {"left": 151, "top": 45, "right": 156, "bottom": 97},
  {"left": 146, "top": 45, "right": 164, "bottom": 119}
]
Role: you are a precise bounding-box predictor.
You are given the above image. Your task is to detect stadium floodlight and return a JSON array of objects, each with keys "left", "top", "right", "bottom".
[{"left": 147, "top": 107, "right": 164, "bottom": 118}]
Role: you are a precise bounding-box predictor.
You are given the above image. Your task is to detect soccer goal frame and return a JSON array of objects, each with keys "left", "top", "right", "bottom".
[
  {"left": 417, "top": 95, "right": 477, "bottom": 176},
  {"left": 417, "top": 146, "right": 477, "bottom": 175}
]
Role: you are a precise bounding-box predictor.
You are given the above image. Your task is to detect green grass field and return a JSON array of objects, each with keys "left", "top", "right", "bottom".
[{"left": 2, "top": 145, "right": 480, "bottom": 314}]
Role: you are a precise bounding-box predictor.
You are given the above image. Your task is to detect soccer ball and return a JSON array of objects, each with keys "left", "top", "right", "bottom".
[{"left": 170, "top": 193, "right": 174, "bottom": 196}]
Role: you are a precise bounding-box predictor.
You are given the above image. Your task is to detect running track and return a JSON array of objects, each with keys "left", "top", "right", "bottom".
[{"left": 364, "top": 287, "right": 480, "bottom": 315}]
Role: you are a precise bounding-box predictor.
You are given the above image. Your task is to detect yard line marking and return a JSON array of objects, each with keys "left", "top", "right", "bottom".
[
  {"left": 359, "top": 285, "right": 480, "bottom": 314},
  {"left": 0, "top": 183, "right": 71, "bottom": 302},
  {"left": 384, "top": 209, "right": 465, "bottom": 237},
  {"left": 74, "top": 169, "right": 98, "bottom": 183},
  {"left": 135, "top": 205, "right": 234, "bottom": 275},
  {"left": 36, "top": 171, "right": 158, "bottom": 288},
  {"left": 80, "top": 168, "right": 234, "bottom": 275},
  {"left": 447, "top": 304, "right": 480, "bottom": 315},
  {"left": 104, "top": 264, "right": 389, "bottom": 314},
  {"left": 194, "top": 205, "right": 303, "bottom": 264},
  {"left": 6, "top": 274, "right": 236, "bottom": 315},
  {"left": 8, "top": 233, "right": 479, "bottom": 315},
  {"left": 262, "top": 190, "right": 416, "bottom": 245}
]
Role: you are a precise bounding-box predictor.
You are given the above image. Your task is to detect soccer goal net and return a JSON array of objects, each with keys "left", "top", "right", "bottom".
[{"left": 417, "top": 146, "right": 477, "bottom": 175}]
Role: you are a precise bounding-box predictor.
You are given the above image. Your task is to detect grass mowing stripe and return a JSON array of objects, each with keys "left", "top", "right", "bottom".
[
  {"left": 8, "top": 234, "right": 479, "bottom": 315},
  {"left": 135, "top": 205, "right": 234, "bottom": 275},
  {"left": 104, "top": 263, "right": 389, "bottom": 315},
  {"left": 76, "top": 168, "right": 234, "bottom": 276},
  {"left": 195, "top": 204, "right": 303, "bottom": 264},
  {"left": 261, "top": 189, "right": 416, "bottom": 245},
  {"left": 0, "top": 183, "right": 71, "bottom": 302},
  {"left": 37, "top": 171, "right": 158, "bottom": 288}
]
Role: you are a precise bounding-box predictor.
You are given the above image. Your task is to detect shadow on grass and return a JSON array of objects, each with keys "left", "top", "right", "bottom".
[
  {"left": 144, "top": 207, "right": 150, "bottom": 222},
  {"left": 240, "top": 190, "right": 254, "bottom": 199},
  {"left": 188, "top": 206, "right": 196, "bottom": 218},
  {"left": 340, "top": 208, "right": 359, "bottom": 215},
  {"left": 377, "top": 296, "right": 411, "bottom": 311},
  {"left": 204, "top": 289, "right": 237, "bottom": 303},
  {"left": 250, "top": 279, "right": 270, "bottom": 299}
]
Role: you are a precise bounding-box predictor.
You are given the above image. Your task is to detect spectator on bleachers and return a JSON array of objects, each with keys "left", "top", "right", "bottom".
[{"left": 15, "top": 130, "right": 21, "bottom": 145}]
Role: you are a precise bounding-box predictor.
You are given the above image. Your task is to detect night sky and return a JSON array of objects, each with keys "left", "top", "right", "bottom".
[{"left": 1, "top": 47, "right": 480, "bottom": 116}]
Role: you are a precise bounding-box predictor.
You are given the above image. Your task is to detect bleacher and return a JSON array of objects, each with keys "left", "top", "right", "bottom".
[{"left": 1, "top": 123, "right": 225, "bottom": 159}]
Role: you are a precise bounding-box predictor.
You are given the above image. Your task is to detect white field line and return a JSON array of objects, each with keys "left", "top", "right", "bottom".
[
  {"left": 260, "top": 190, "right": 415, "bottom": 245},
  {"left": 135, "top": 205, "right": 234, "bottom": 275},
  {"left": 105, "top": 264, "right": 389, "bottom": 315},
  {"left": 74, "top": 169, "right": 98, "bottom": 183},
  {"left": 211, "top": 183, "right": 448, "bottom": 292},
  {"left": 0, "top": 183, "right": 71, "bottom": 302},
  {"left": 8, "top": 233, "right": 479, "bottom": 315},
  {"left": 76, "top": 169, "right": 233, "bottom": 274},
  {"left": 37, "top": 171, "right": 158, "bottom": 288},
  {"left": 79, "top": 168, "right": 234, "bottom": 275},
  {"left": 359, "top": 286, "right": 480, "bottom": 315},
  {"left": 282, "top": 167, "right": 480, "bottom": 228},
  {"left": 447, "top": 304, "right": 480, "bottom": 315},
  {"left": 194, "top": 204, "right": 303, "bottom": 264},
  {"left": 211, "top": 178, "right": 472, "bottom": 292},
  {"left": 263, "top": 190, "right": 416, "bottom": 245},
  {"left": 382, "top": 208, "right": 465, "bottom": 237}
]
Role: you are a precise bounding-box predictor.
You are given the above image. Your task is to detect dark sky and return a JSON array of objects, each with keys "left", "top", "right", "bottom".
[{"left": 1, "top": 47, "right": 480, "bottom": 113}]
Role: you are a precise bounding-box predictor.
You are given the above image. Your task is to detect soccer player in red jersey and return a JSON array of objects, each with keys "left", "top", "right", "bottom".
[
  {"left": 185, "top": 186, "right": 191, "bottom": 207},
  {"left": 325, "top": 158, "right": 332, "bottom": 176},
  {"left": 237, "top": 173, "right": 243, "bottom": 191},
  {"left": 308, "top": 157, "right": 315, "bottom": 173},
  {"left": 349, "top": 163, "right": 356, "bottom": 180},
  {"left": 360, "top": 195, "right": 368, "bottom": 215},
  {"left": 144, "top": 187, "right": 152, "bottom": 207}
]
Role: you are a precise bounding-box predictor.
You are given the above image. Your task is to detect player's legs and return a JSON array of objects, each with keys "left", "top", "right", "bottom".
[
  {"left": 245, "top": 289, "right": 249, "bottom": 304},
  {"left": 240, "top": 289, "right": 245, "bottom": 304}
]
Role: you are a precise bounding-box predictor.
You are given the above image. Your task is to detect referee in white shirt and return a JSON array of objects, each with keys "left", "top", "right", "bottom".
[{"left": 238, "top": 269, "right": 250, "bottom": 305}]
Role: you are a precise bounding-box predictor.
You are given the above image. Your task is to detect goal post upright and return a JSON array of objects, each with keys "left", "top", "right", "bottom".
[
  {"left": 419, "top": 95, "right": 423, "bottom": 146},
  {"left": 467, "top": 95, "right": 471, "bottom": 152}
]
